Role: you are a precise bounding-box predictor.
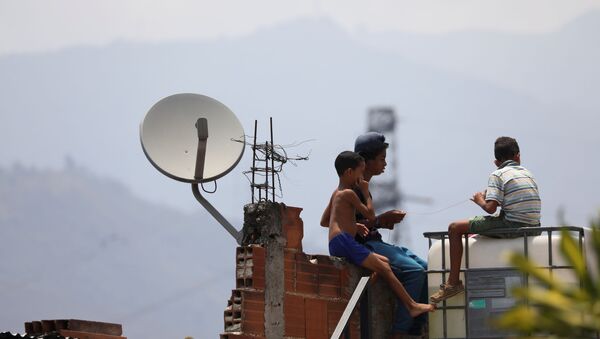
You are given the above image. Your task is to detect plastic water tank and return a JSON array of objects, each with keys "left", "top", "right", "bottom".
[{"left": 427, "top": 233, "right": 580, "bottom": 339}]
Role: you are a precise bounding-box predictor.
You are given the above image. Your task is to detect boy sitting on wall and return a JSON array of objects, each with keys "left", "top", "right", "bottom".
[{"left": 321, "top": 151, "right": 435, "bottom": 317}]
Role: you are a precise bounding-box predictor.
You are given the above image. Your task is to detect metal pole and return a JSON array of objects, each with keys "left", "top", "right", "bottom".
[
  {"left": 265, "top": 140, "right": 269, "bottom": 201},
  {"left": 270, "top": 117, "right": 276, "bottom": 202},
  {"left": 192, "top": 183, "right": 242, "bottom": 244},
  {"left": 252, "top": 120, "right": 257, "bottom": 203},
  {"left": 331, "top": 276, "right": 370, "bottom": 339},
  {"left": 464, "top": 233, "right": 469, "bottom": 337}
]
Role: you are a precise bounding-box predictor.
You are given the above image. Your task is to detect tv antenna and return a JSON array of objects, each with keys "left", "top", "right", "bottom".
[{"left": 140, "top": 93, "right": 245, "bottom": 244}]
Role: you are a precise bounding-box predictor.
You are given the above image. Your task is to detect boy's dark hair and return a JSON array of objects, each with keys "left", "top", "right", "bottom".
[
  {"left": 335, "top": 151, "right": 364, "bottom": 177},
  {"left": 354, "top": 132, "right": 389, "bottom": 161},
  {"left": 494, "top": 136, "right": 520, "bottom": 162}
]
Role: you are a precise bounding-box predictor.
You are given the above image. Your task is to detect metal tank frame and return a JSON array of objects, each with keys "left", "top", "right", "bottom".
[{"left": 423, "top": 226, "right": 587, "bottom": 339}]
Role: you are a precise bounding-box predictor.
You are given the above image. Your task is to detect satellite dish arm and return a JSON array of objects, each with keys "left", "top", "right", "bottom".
[
  {"left": 194, "top": 118, "right": 208, "bottom": 180},
  {"left": 192, "top": 183, "right": 243, "bottom": 245}
]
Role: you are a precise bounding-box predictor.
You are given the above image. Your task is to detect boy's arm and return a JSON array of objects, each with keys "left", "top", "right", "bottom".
[
  {"left": 471, "top": 191, "right": 499, "bottom": 214},
  {"left": 343, "top": 184, "right": 376, "bottom": 221},
  {"left": 320, "top": 193, "right": 334, "bottom": 227}
]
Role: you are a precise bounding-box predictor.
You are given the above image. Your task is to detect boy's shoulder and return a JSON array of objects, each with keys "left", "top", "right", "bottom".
[
  {"left": 337, "top": 187, "right": 358, "bottom": 195},
  {"left": 334, "top": 188, "right": 359, "bottom": 200},
  {"left": 491, "top": 163, "right": 531, "bottom": 177}
]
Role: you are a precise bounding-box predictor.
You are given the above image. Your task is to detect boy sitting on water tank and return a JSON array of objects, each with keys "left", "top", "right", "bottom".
[{"left": 430, "top": 136, "right": 541, "bottom": 303}]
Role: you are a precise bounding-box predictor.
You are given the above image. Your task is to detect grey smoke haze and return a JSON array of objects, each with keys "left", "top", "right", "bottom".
[{"left": 1, "top": 13, "right": 599, "bottom": 338}]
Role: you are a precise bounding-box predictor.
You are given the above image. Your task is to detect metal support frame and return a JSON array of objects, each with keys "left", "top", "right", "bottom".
[
  {"left": 423, "top": 226, "right": 586, "bottom": 338},
  {"left": 192, "top": 183, "right": 242, "bottom": 245},
  {"left": 250, "top": 118, "right": 278, "bottom": 203}
]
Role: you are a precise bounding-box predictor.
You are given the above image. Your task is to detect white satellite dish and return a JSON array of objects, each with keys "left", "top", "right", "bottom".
[
  {"left": 140, "top": 93, "right": 245, "bottom": 244},
  {"left": 140, "top": 93, "right": 245, "bottom": 183}
]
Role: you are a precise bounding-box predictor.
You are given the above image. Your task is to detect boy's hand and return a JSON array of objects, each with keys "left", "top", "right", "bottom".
[
  {"left": 471, "top": 191, "right": 486, "bottom": 206},
  {"left": 358, "top": 178, "right": 369, "bottom": 194},
  {"left": 356, "top": 223, "right": 369, "bottom": 237},
  {"left": 377, "top": 210, "right": 406, "bottom": 229}
]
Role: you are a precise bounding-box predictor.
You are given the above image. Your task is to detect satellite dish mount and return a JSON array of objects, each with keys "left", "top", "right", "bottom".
[{"left": 140, "top": 93, "right": 245, "bottom": 245}]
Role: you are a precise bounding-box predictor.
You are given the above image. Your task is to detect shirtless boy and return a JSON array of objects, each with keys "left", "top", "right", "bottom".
[{"left": 321, "top": 151, "right": 434, "bottom": 317}]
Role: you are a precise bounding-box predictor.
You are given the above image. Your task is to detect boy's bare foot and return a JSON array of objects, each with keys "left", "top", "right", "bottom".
[{"left": 408, "top": 302, "right": 436, "bottom": 318}]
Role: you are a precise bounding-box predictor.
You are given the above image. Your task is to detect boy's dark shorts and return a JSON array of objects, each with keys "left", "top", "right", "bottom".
[
  {"left": 469, "top": 215, "right": 541, "bottom": 238},
  {"left": 329, "top": 232, "right": 372, "bottom": 265}
]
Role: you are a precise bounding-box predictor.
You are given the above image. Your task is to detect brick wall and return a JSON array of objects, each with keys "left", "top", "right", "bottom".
[
  {"left": 24, "top": 319, "right": 125, "bottom": 339},
  {"left": 220, "top": 204, "right": 363, "bottom": 339}
]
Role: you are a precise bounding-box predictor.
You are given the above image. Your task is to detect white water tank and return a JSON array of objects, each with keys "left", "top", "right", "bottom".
[{"left": 426, "top": 232, "right": 582, "bottom": 339}]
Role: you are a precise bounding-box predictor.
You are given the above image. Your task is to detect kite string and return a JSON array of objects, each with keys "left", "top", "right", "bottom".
[{"left": 405, "top": 198, "right": 471, "bottom": 216}]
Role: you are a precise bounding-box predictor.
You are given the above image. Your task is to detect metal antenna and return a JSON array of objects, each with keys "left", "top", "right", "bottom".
[
  {"left": 248, "top": 117, "right": 285, "bottom": 203},
  {"left": 252, "top": 120, "right": 258, "bottom": 203},
  {"left": 270, "top": 117, "right": 276, "bottom": 202}
]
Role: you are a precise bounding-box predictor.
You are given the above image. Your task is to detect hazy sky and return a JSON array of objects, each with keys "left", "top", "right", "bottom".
[{"left": 2, "top": 0, "right": 600, "bottom": 56}]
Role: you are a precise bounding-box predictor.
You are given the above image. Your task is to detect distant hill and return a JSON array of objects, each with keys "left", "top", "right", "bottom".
[
  {"left": 0, "top": 164, "right": 239, "bottom": 339},
  {"left": 358, "top": 10, "right": 600, "bottom": 111}
]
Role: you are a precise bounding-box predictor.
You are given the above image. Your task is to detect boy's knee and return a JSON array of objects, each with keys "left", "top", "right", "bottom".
[
  {"left": 448, "top": 222, "right": 458, "bottom": 233},
  {"left": 448, "top": 221, "right": 469, "bottom": 235},
  {"left": 377, "top": 261, "right": 393, "bottom": 275}
]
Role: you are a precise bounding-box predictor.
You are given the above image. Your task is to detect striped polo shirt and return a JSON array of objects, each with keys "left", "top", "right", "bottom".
[{"left": 486, "top": 160, "right": 541, "bottom": 225}]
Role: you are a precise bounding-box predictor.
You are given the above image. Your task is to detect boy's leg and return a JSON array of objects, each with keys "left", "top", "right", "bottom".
[
  {"left": 448, "top": 219, "right": 470, "bottom": 285},
  {"left": 400, "top": 247, "right": 429, "bottom": 335},
  {"left": 360, "top": 253, "right": 435, "bottom": 318},
  {"left": 430, "top": 219, "right": 469, "bottom": 303},
  {"left": 367, "top": 241, "right": 428, "bottom": 334},
  {"left": 372, "top": 252, "right": 389, "bottom": 263}
]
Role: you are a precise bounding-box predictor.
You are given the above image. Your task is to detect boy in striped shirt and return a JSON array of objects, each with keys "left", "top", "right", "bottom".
[{"left": 430, "top": 136, "right": 541, "bottom": 303}]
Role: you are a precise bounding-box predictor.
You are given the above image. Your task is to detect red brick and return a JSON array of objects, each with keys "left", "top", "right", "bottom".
[
  {"left": 220, "top": 334, "right": 265, "bottom": 339},
  {"left": 284, "top": 250, "right": 296, "bottom": 271},
  {"left": 284, "top": 294, "right": 305, "bottom": 338},
  {"left": 305, "top": 298, "right": 328, "bottom": 339},
  {"left": 319, "top": 274, "right": 341, "bottom": 287},
  {"left": 31, "top": 322, "right": 42, "bottom": 335},
  {"left": 227, "top": 290, "right": 264, "bottom": 336},
  {"left": 248, "top": 245, "right": 265, "bottom": 260},
  {"left": 41, "top": 320, "right": 55, "bottom": 333},
  {"left": 243, "top": 307, "right": 264, "bottom": 320},
  {"left": 340, "top": 268, "right": 355, "bottom": 299},
  {"left": 296, "top": 271, "right": 319, "bottom": 295},
  {"left": 297, "top": 260, "right": 319, "bottom": 274},
  {"left": 296, "top": 280, "right": 319, "bottom": 295},
  {"left": 284, "top": 250, "right": 297, "bottom": 292},
  {"left": 295, "top": 252, "right": 310, "bottom": 262},
  {"left": 319, "top": 284, "right": 341, "bottom": 298},
  {"left": 284, "top": 275, "right": 295, "bottom": 292},
  {"left": 54, "top": 320, "right": 68, "bottom": 331},
  {"left": 326, "top": 300, "right": 347, "bottom": 334},
  {"left": 282, "top": 206, "right": 304, "bottom": 251}
]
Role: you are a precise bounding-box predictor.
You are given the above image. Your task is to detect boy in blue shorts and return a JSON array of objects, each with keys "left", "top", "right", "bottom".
[
  {"left": 430, "top": 136, "right": 541, "bottom": 303},
  {"left": 321, "top": 151, "right": 435, "bottom": 317}
]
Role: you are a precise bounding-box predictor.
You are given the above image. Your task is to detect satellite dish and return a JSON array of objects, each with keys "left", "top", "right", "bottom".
[
  {"left": 140, "top": 93, "right": 245, "bottom": 183},
  {"left": 140, "top": 93, "right": 245, "bottom": 244}
]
